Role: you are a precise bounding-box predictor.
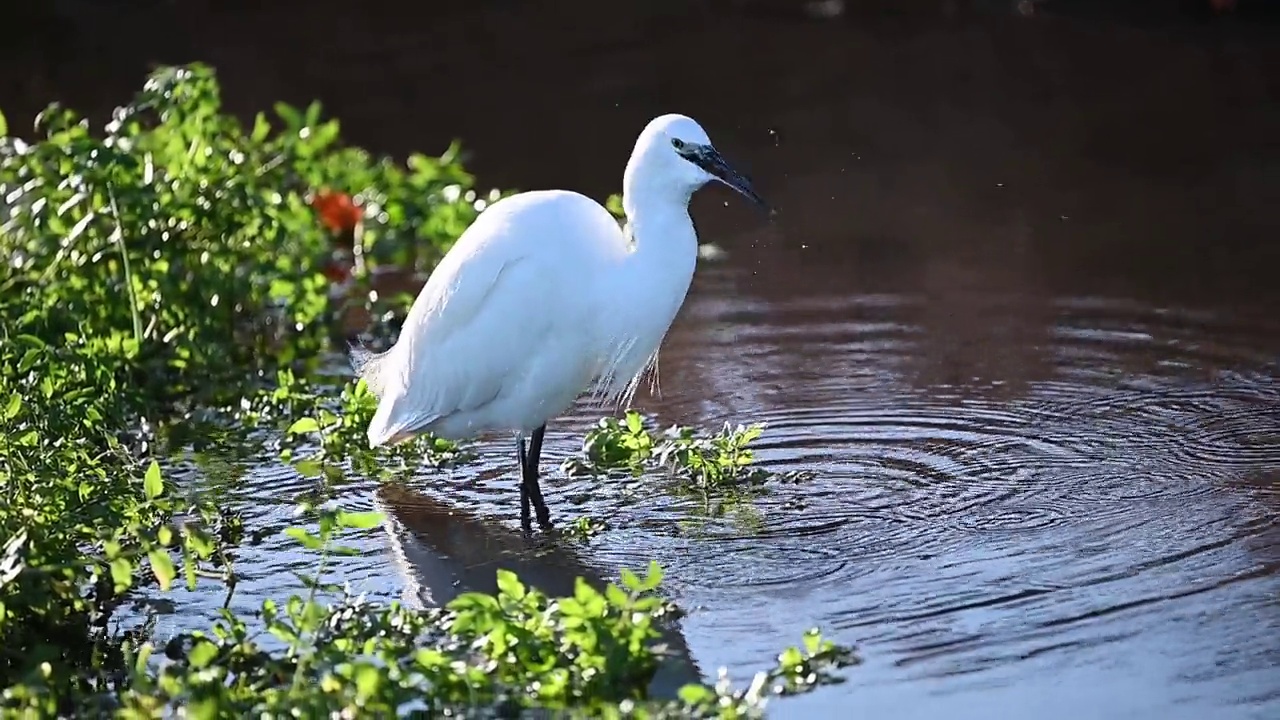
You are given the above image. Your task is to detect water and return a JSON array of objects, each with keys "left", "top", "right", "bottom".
[
  {"left": 163, "top": 275, "right": 1280, "bottom": 717},
  {"left": 21, "top": 1, "right": 1280, "bottom": 717}
]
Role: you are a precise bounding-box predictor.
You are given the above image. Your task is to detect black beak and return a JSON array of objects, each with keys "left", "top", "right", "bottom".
[{"left": 689, "top": 147, "right": 769, "bottom": 210}]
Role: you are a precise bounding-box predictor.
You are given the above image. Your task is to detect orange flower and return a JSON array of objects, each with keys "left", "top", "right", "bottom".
[
  {"left": 323, "top": 257, "right": 353, "bottom": 284},
  {"left": 310, "top": 189, "right": 362, "bottom": 234}
]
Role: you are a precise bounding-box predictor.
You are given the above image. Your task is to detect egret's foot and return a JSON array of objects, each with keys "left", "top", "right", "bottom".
[
  {"left": 521, "top": 469, "right": 553, "bottom": 532},
  {"left": 527, "top": 480, "right": 553, "bottom": 529},
  {"left": 517, "top": 424, "right": 554, "bottom": 533},
  {"left": 520, "top": 483, "right": 533, "bottom": 534},
  {"left": 518, "top": 487, "right": 552, "bottom": 534}
]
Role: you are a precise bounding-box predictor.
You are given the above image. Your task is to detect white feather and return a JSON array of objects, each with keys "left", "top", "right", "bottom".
[{"left": 354, "top": 113, "right": 755, "bottom": 449}]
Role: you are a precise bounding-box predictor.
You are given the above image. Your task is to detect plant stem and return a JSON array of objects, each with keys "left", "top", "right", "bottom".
[{"left": 106, "top": 184, "right": 144, "bottom": 345}]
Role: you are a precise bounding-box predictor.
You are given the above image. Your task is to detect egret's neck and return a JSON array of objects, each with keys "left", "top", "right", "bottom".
[
  {"left": 620, "top": 182, "right": 699, "bottom": 277},
  {"left": 609, "top": 179, "right": 700, "bottom": 336},
  {"left": 621, "top": 161, "right": 700, "bottom": 249}
]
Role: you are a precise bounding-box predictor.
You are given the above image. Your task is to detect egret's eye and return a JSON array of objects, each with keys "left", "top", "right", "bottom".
[{"left": 671, "top": 138, "right": 686, "bottom": 150}]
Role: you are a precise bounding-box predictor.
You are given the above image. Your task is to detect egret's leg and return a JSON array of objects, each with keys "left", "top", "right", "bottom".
[
  {"left": 516, "top": 436, "right": 532, "bottom": 532},
  {"left": 523, "top": 424, "right": 553, "bottom": 528}
]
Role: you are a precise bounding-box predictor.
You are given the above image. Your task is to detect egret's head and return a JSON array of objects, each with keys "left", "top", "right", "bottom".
[{"left": 625, "top": 113, "right": 767, "bottom": 209}]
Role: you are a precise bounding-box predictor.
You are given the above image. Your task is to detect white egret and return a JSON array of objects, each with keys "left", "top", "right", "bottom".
[{"left": 349, "top": 113, "right": 767, "bottom": 532}]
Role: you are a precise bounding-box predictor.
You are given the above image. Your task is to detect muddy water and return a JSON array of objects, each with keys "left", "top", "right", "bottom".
[{"left": 21, "top": 1, "right": 1280, "bottom": 717}]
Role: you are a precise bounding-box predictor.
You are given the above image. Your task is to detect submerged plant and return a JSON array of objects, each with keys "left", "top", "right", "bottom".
[{"left": 563, "top": 411, "right": 813, "bottom": 500}]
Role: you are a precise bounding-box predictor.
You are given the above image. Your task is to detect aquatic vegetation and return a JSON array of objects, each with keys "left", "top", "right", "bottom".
[
  {"left": 106, "top": 505, "right": 854, "bottom": 718},
  {"left": 563, "top": 411, "right": 814, "bottom": 498},
  {"left": 561, "top": 514, "right": 611, "bottom": 541},
  {"left": 0, "top": 64, "right": 852, "bottom": 715}
]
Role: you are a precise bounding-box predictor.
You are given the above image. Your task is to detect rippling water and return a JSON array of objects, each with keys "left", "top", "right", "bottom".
[
  {"left": 647, "top": 277, "right": 1280, "bottom": 719},
  {"left": 161, "top": 264, "right": 1280, "bottom": 718}
]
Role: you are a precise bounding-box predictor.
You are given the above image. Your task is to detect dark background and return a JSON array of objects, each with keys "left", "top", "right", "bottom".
[
  {"left": 3, "top": 0, "right": 1278, "bottom": 309},
  {"left": 4, "top": 1, "right": 1277, "bottom": 187}
]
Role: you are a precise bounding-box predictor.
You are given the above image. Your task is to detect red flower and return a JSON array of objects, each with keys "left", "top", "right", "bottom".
[{"left": 310, "top": 190, "right": 362, "bottom": 234}]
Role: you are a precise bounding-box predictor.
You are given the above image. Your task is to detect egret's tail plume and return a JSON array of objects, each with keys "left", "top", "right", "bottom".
[{"left": 348, "top": 340, "right": 392, "bottom": 399}]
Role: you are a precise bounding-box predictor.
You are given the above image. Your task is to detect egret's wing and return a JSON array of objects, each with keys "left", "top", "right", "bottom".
[
  {"left": 360, "top": 190, "right": 619, "bottom": 447},
  {"left": 365, "top": 250, "right": 551, "bottom": 446}
]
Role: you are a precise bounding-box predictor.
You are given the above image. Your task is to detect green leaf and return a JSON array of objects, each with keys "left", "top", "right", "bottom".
[
  {"left": 353, "top": 663, "right": 381, "bottom": 700},
  {"left": 288, "top": 417, "right": 320, "bottom": 435},
  {"left": 619, "top": 568, "right": 642, "bottom": 592},
  {"left": 109, "top": 557, "right": 133, "bottom": 590},
  {"left": 495, "top": 569, "right": 525, "bottom": 600},
  {"left": 274, "top": 102, "right": 302, "bottom": 129},
  {"left": 131, "top": 642, "right": 154, "bottom": 680},
  {"left": 251, "top": 112, "right": 271, "bottom": 143},
  {"left": 336, "top": 510, "right": 383, "bottom": 530},
  {"left": 284, "top": 527, "right": 324, "bottom": 550},
  {"left": 678, "top": 683, "right": 716, "bottom": 706},
  {"left": 294, "top": 459, "right": 322, "bottom": 478},
  {"left": 148, "top": 549, "right": 176, "bottom": 591},
  {"left": 802, "top": 627, "right": 822, "bottom": 655},
  {"left": 2, "top": 394, "right": 20, "bottom": 421},
  {"left": 0, "top": 108, "right": 7, "bottom": 136},
  {"left": 605, "top": 582, "right": 629, "bottom": 609},
  {"left": 187, "top": 640, "right": 218, "bottom": 669},
  {"left": 143, "top": 460, "right": 163, "bottom": 500},
  {"left": 182, "top": 543, "right": 198, "bottom": 591},
  {"left": 643, "top": 560, "right": 664, "bottom": 589}
]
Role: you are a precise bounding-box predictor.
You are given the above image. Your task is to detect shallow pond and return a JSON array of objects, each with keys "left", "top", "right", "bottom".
[
  {"left": 164, "top": 267, "right": 1280, "bottom": 718},
  {"left": 100, "top": 4, "right": 1280, "bottom": 718}
]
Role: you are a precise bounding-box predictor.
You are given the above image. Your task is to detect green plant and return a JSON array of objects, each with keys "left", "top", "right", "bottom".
[
  {"left": 0, "top": 62, "right": 493, "bottom": 711},
  {"left": 562, "top": 515, "right": 610, "bottom": 541},
  {"left": 0, "top": 336, "right": 238, "bottom": 703},
  {"left": 107, "top": 502, "right": 853, "bottom": 718},
  {"left": 0, "top": 63, "right": 854, "bottom": 717},
  {"left": 563, "top": 411, "right": 813, "bottom": 498},
  {"left": 567, "top": 411, "right": 659, "bottom": 475}
]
